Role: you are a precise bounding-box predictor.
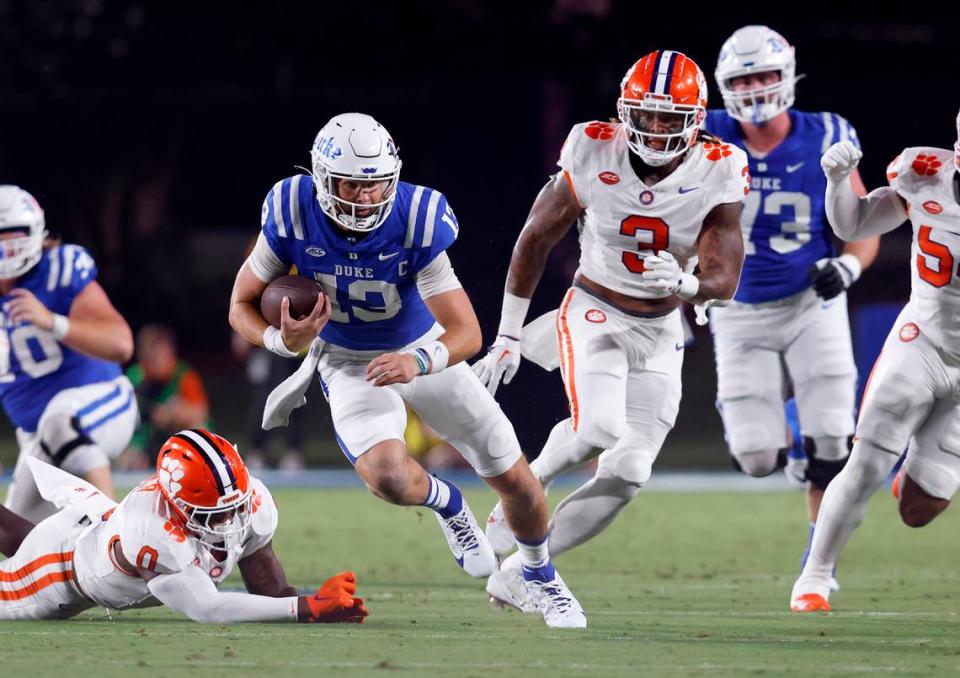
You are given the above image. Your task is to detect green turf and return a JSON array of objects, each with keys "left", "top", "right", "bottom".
[{"left": 1, "top": 486, "right": 959, "bottom": 677}]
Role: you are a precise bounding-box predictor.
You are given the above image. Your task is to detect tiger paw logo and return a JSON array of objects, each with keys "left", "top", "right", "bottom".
[
  {"left": 899, "top": 322, "right": 919, "bottom": 342},
  {"left": 584, "top": 122, "right": 615, "bottom": 140},
  {"left": 163, "top": 520, "right": 188, "bottom": 543},
  {"left": 703, "top": 142, "right": 733, "bottom": 162},
  {"left": 158, "top": 457, "right": 185, "bottom": 496},
  {"left": 912, "top": 154, "right": 942, "bottom": 176},
  {"left": 585, "top": 309, "right": 607, "bottom": 323},
  {"left": 252, "top": 489, "right": 263, "bottom": 514}
]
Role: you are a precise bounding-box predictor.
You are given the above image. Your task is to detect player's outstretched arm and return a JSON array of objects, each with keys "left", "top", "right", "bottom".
[
  {"left": 821, "top": 142, "right": 907, "bottom": 241},
  {"left": 473, "top": 174, "right": 584, "bottom": 395},
  {"left": 145, "top": 564, "right": 367, "bottom": 624},
  {"left": 238, "top": 541, "right": 298, "bottom": 598},
  {"left": 688, "top": 201, "right": 744, "bottom": 305},
  {"left": 6, "top": 281, "right": 133, "bottom": 363}
]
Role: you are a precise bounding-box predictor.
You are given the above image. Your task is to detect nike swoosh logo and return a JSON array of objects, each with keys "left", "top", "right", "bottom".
[
  {"left": 678, "top": 186, "right": 699, "bottom": 194},
  {"left": 378, "top": 252, "right": 400, "bottom": 261},
  {"left": 675, "top": 342, "right": 684, "bottom": 351},
  {"left": 786, "top": 162, "right": 805, "bottom": 173}
]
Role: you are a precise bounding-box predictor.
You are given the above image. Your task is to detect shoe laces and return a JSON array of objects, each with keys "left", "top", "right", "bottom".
[
  {"left": 445, "top": 511, "right": 480, "bottom": 552},
  {"left": 532, "top": 578, "right": 574, "bottom": 614}
]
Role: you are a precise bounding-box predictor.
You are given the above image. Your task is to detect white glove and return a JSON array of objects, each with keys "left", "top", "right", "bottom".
[
  {"left": 640, "top": 251, "right": 682, "bottom": 293},
  {"left": 820, "top": 141, "right": 862, "bottom": 183},
  {"left": 693, "top": 298, "right": 730, "bottom": 326},
  {"left": 784, "top": 455, "right": 809, "bottom": 490},
  {"left": 472, "top": 335, "right": 521, "bottom": 396},
  {"left": 641, "top": 250, "right": 700, "bottom": 300}
]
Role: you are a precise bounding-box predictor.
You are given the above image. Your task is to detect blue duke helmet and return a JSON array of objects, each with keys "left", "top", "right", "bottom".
[
  {"left": 310, "top": 113, "right": 402, "bottom": 233},
  {"left": 0, "top": 185, "right": 47, "bottom": 279},
  {"left": 715, "top": 25, "right": 803, "bottom": 125}
]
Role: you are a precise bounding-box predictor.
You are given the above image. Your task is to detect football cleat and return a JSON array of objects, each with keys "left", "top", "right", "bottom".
[
  {"left": 435, "top": 500, "right": 497, "bottom": 578},
  {"left": 486, "top": 563, "right": 536, "bottom": 613},
  {"left": 525, "top": 569, "right": 587, "bottom": 629},
  {"left": 790, "top": 593, "right": 831, "bottom": 612},
  {"left": 485, "top": 500, "right": 517, "bottom": 559}
]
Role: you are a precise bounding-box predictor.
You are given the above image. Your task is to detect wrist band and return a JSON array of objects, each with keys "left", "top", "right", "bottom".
[
  {"left": 50, "top": 314, "right": 70, "bottom": 340},
  {"left": 406, "top": 340, "right": 450, "bottom": 376},
  {"left": 497, "top": 292, "right": 531, "bottom": 338},
  {"left": 263, "top": 326, "right": 299, "bottom": 358},
  {"left": 677, "top": 273, "right": 700, "bottom": 301}
]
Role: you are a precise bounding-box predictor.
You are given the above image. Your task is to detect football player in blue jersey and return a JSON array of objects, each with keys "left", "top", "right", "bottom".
[
  {"left": 704, "top": 26, "right": 881, "bottom": 581},
  {"left": 228, "top": 113, "right": 585, "bottom": 628},
  {"left": 0, "top": 186, "right": 137, "bottom": 522}
]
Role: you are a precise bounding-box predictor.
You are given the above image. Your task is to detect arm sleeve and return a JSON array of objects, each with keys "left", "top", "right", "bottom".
[
  {"left": 824, "top": 182, "right": 907, "bottom": 242},
  {"left": 147, "top": 565, "right": 298, "bottom": 624},
  {"left": 247, "top": 231, "right": 289, "bottom": 283},
  {"left": 415, "top": 252, "right": 462, "bottom": 299}
]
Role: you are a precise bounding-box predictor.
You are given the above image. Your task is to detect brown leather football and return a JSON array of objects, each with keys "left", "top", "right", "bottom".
[{"left": 260, "top": 275, "right": 325, "bottom": 328}]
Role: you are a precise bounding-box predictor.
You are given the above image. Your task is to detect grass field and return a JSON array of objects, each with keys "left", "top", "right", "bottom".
[{"left": 1, "top": 485, "right": 959, "bottom": 677}]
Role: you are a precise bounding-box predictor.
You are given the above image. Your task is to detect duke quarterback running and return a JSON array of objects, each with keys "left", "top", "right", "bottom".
[
  {"left": 0, "top": 186, "right": 138, "bottom": 523},
  {"left": 228, "top": 113, "right": 585, "bottom": 627},
  {"left": 0, "top": 428, "right": 367, "bottom": 623},
  {"left": 476, "top": 51, "right": 747, "bottom": 611},
  {"left": 704, "top": 26, "right": 880, "bottom": 580},
  {"left": 792, "top": 111, "right": 960, "bottom": 612}
]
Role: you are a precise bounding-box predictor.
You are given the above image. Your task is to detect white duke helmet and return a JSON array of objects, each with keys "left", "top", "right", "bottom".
[
  {"left": 0, "top": 185, "right": 46, "bottom": 279},
  {"left": 310, "top": 113, "right": 402, "bottom": 232},
  {"left": 715, "top": 25, "right": 801, "bottom": 124}
]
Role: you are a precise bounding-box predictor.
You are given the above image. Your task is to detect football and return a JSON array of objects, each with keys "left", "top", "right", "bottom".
[{"left": 260, "top": 275, "right": 325, "bottom": 328}]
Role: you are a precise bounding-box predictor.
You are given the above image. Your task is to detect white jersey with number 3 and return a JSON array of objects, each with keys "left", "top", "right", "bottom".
[
  {"left": 887, "top": 147, "right": 960, "bottom": 347},
  {"left": 558, "top": 121, "right": 749, "bottom": 298}
]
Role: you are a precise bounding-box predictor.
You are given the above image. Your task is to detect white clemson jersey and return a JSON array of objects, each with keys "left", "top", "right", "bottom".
[
  {"left": 558, "top": 121, "right": 749, "bottom": 298},
  {"left": 886, "top": 147, "right": 960, "bottom": 345},
  {"left": 72, "top": 476, "right": 278, "bottom": 611}
]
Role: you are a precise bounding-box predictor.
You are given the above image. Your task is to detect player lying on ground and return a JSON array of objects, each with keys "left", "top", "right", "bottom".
[
  {"left": 229, "top": 113, "right": 584, "bottom": 627},
  {"left": 791, "top": 110, "right": 960, "bottom": 612},
  {"left": 475, "top": 50, "right": 747, "bottom": 612},
  {"left": 0, "top": 428, "right": 367, "bottom": 623},
  {"left": 0, "top": 185, "right": 138, "bottom": 523}
]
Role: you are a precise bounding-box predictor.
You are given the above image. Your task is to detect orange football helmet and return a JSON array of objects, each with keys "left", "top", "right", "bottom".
[
  {"left": 617, "top": 50, "right": 708, "bottom": 166},
  {"left": 156, "top": 429, "right": 252, "bottom": 548}
]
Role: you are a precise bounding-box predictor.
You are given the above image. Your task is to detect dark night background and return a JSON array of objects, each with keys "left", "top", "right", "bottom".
[{"left": 0, "top": 2, "right": 955, "bottom": 468}]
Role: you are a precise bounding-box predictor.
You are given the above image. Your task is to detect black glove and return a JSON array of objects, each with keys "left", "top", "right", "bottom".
[{"left": 809, "top": 255, "right": 861, "bottom": 301}]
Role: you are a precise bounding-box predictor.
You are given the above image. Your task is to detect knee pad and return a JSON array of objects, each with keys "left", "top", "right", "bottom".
[
  {"left": 38, "top": 413, "right": 106, "bottom": 476},
  {"left": 804, "top": 436, "right": 852, "bottom": 491},
  {"left": 596, "top": 444, "right": 655, "bottom": 487},
  {"left": 732, "top": 448, "right": 786, "bottom": 477}
]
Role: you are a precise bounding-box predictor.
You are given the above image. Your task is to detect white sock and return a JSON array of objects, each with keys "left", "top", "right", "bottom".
[
  {"left": 529, "top": 419, "right": 600, "bottom": 487},
  {"left": 802, "top": 439, "right": 899, "bottom": 580},
  {"left": 516, "top": 535, "right": 550, "bottom": 570}
]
